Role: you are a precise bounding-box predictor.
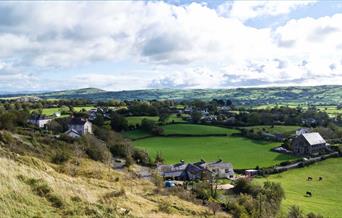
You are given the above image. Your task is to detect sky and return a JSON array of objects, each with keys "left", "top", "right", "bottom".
[{"left": 1, "top": 0, "right": 342, "bottom": 93}]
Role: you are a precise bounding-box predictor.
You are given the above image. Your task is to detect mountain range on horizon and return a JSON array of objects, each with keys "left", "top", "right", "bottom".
[{"left": 1, "top": 85, "right": 342, "bottom": 105}]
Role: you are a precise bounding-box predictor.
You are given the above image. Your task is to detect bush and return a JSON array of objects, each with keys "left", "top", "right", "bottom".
[
  {"left": 132, "top": 148, "right": 150, "bottom": 165},
  {"left": 109, "top": 143, "right": 132, "bottom": 158},
  {"left": 0, "top": 131, "right": 14, "bottom": 144},
  {"left": 47, "top": 194, "right": 64, "bottom": 208},
  {"left": 52, "top": 150, "right": 70, "bottom": 164},
  {"left": 151, "top": 126, "right": 164, "bottom": 136},
  {"left": 81, "top": 135, "right": 112, "bottom": 163}
]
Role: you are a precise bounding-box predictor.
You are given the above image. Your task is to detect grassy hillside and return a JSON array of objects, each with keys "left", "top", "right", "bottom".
[
  {"left": 255, "top": 158, "right": 342, "bottom": 217},
  {"left": 3, "top": 85, "right": 342, "bottom": 105},
  {"left": 0, "top": 132, "right": 228, "bottom": 218},
  {"left": 133, "top": 136, "right": 296, "bottom": 168}
]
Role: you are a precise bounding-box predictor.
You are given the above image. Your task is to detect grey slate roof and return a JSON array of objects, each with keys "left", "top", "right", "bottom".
[
  {"left": 302, "top": 132, "right": 326, "bottom": 145},
  {"left": 69, "top": 118, "right": 87, "bottom": 125}
]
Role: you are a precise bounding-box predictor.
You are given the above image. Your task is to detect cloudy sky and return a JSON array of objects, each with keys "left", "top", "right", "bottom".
[{"left": 1, "top": 0, "right": 342, "bottom": 93}]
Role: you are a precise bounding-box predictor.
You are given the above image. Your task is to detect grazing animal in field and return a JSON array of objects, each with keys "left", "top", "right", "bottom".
[
  {"left": 306, "top": 191, "right": 312, "bottom": 197},
  {"left": 307, "top": 177, "right": 313, "bottom": 181},
  {"left": 319, "top": 177, "right": 323, "bottom": 181}
]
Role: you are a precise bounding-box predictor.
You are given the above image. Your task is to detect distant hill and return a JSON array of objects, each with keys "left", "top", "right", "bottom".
[
  {"left": 2, "top": 85, "right": 342, "bottom": 105},
  {"left": 41, "top": 87, "right": 106, "bottom": 96}
]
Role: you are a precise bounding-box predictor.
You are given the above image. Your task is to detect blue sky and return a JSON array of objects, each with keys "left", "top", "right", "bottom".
[{"left": 1, "top": 1, "right": 342, "bottom": 93}]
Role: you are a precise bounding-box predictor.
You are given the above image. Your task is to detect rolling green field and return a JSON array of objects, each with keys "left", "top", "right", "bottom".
[
  {"left": 162, "top": 124, "right": 239, "bottom": 135},
  {"left": 123, "top": 129, "right": 152, "bottom": 140},
  {"left": 242, "top": 125, "right": 300, "bottom": 136},
  {"left": 255, "top": 158, "right": 342, "bottom": 217},
  {"left": 126, "top": 114, "right": 188, "bottom": 126},
  {"left": 167, "top": 114, "right": 188, "bottom": 123},
  {"left": 31, "top": 106, "right": 95, "bottom": 116},
  {"left": 73, "top": 106, "right": 96, "bottom": 112},
  {"left": 126, "top": 116, "right": 159, "bottom": 126},
  {"left": 134, "top": 136, "right": 296, "bottom": 168}
]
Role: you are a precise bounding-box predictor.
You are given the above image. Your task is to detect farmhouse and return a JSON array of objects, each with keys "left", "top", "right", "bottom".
[
  {"left": 28, "top": 115, "right": 53, "bottom": 128},
  {"left": 292, "top": 132, "right": 328, "bottom": 155},
  {"left": 66, "top": 117, "right": 92, "bottom": 138},
  {"left": 296, "top": 127, "right": 311, "bottom": 136},
  {"left": 158, "top": 159, "right": 234, "bottom": 181}
]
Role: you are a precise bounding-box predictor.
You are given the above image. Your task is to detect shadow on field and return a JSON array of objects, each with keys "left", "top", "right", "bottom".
[
  {"left": 249, "top": 139, "right": 271, "bottom": 145},
  {"left": 272, "top": 153, "right": 294, "bottom": 161}
]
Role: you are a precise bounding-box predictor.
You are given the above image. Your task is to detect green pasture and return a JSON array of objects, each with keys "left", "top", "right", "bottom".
[
  {"left": 255, "top": 158, "right": 342, "bottom": 217},
  {"left": 126, "top": 116, "right": 159, "bottom": 126},
  {"left": 162, "top": 124, "right": 239, "bottom": 135},
  {"left": 123, "top": 129, "right": 152, "bottom": 140},
  {"left": 134, "top": 136, "right": 296, "bottom": 168},
  {"left": 242, "top": 125, "right": 300, "bottom": 136}
]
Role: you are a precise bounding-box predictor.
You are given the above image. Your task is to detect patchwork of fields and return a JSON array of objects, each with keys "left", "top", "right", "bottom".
[{"left": 255, "top": 158, "right": 342, "bottom": 217}]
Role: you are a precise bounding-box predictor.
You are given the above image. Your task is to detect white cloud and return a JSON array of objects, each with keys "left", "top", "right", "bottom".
[
  {"left": 217, "top": 1, "right": 317, "bottom": 21},
  {"left": 0, "top": 1, "right": 341, "bottom": 92}
]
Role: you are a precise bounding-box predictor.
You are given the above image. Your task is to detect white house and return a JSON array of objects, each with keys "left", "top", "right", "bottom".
[
  {"left": 28, "top": 115, "right": 53, "bottom": 128},
  {"left": 66, "top": 117, "right": 92, "bottom": 138}
]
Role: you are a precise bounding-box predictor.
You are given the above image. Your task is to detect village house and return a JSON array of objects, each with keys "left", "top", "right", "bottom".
[
  {"left": 27, "top": 115, "right": 53, "bottom": 128},
  {"left": 296, "top": 127, "right": 311, "bottom": 136},
  {"left": 204, "top": 160, "right": 235, "bottom": 179},
  {"left": 292, "top": 132, "right": 328, "bottom": 155},
  {"left": 65, "top": 117, "right": 93, "bottom": 138},
  {"left": 157, "top": 159, "right": 234, "bottom": 181}
]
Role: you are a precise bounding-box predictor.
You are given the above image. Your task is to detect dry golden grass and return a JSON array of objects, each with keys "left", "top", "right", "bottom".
[{"left": 0, "top": 146, "right": 229, "bottom": 218}]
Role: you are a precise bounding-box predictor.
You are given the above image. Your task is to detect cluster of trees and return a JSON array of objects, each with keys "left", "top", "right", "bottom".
[
  {"left": 226, "top": 178, "right": 322, "bottom": 218},
  {"left": 0, "top": 110, "right": 30, "bottom": 131},
  {"left": 141, "top": 118, "right": 164, "bottom": 135},
  {"left": 93, "top": 126, "right": 151, "bottom": 166},
  {"left": 232, "top": 107, "right": 330, "bottom": 127},
  {"left": 0, "top": 99, "right": 94, "bottom": 111}
]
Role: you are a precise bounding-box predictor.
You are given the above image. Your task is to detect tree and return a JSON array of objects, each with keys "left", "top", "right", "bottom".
[
  {"left": 151, "top": 126, "right": 164, "bottom": 136},
  {"left": 110, "top": 112, "right": 128, "bottom": 132},
  {"left": 47, "top": 120, "right": 63, "bottom": 133},
  {"left": 154, "top": 152, "right": 164, "bottom": 164},
  {"left": 159, "top": 112, "right": 170, "bottom": 124},
  {"left": 93, "top": 114, "right": 104, "bottom": 127},
  {"left": 141, "top": 118, "right": 156, "bottom": 132},
  {"left": 191, "top": 111, "right": 202, "bottom": 123},
  {"left": 0, "top": 112, "right": 16, "bottom": 131},
  {"left": 288, "top": 205, "right": 304, "bottom": 218}
]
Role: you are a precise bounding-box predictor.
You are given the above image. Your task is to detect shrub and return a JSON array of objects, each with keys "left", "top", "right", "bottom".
[
  {"left": 47, "top": 194, "right": 64, "bottom": 208},
  {"left": 52, "top": 150, "right": 70, "bottom": 164},
  {"left": 288, "top": 205, "right": 304, "bottom": 218},
  {"left": 151, "top": 126, "right": 164, "bottom": 136},
  {"left": 81, "top": 135, "right": 112, "bottom": 163},
  {"left": 0, "top": 131, "right": 14, "bottom": 144}
]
